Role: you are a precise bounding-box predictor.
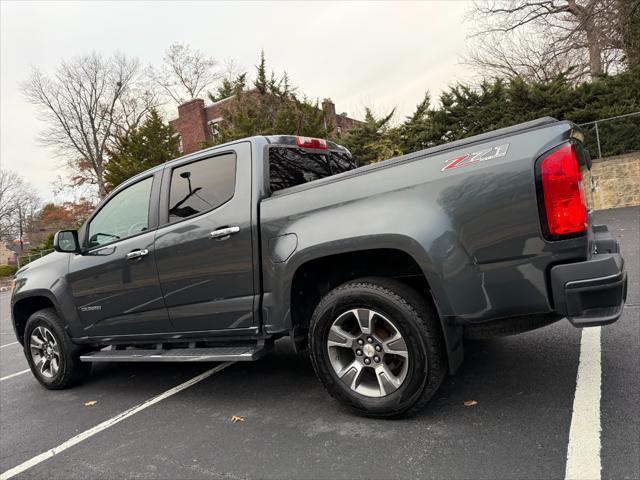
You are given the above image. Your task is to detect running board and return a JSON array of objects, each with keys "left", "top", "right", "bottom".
[{"left": 80, "top": 345, "right": 266, "bottom": 363}]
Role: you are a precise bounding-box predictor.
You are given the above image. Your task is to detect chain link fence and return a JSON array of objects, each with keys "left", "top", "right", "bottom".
[{"left": 579, "top": 112, "right": 640, "bottom": 160}]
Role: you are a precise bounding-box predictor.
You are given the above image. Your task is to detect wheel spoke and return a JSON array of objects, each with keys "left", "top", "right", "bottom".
[
  {"left": 375, "top": 363, "right": 402, "bottom": 395},
  {"left": 327, "top": 325, "right": 356, "bottom": 349},
  {"left": 382, "top": 333, "right": 409, "bottom": 358},
  {"left": 351, "top": 309, "right": 375, "bottom": 335},
  {"left": 38, "top": 358, "right": 49, "bottom": 375},
  {"left": 51, "top": 357, "right": 59, "bottom": 375},
  {"left": 44, "top": 329, "right": 56, "bottom": 344},
  {"left": 338, "top": 360, "right": 363, "bottom": 390},
  {"left": 31, "top": 330, "right": 44, "bottom": 348},
  {"left": 31, "top": 351, "right": 43, "bottom": 364}
]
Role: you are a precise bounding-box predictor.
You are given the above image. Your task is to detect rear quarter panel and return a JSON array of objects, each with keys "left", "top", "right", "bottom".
[{"left": 260, "top": 121, "right": 588, "bottom": 333}]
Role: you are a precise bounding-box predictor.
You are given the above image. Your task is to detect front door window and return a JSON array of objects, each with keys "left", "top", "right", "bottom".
[{"left": 87, "top": 177, "right": 153, "bottom": 248}]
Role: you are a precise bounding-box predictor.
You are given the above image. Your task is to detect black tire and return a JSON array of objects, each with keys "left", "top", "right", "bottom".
[
  {"left": 308, "top": 277, "right": 446, "bottom": 418},
  {"left": 23, "top": 308, "right": 91, "bottom": 389}
]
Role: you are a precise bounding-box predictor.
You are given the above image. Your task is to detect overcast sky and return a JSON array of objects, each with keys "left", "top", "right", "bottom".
[{"left": 1, "top": 0, "right": 473, "bottom": 202}]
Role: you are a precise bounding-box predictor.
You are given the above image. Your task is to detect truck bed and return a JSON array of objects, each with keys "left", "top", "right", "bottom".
[{"left": 259, "top": 117, "right": 588, "bottom": 332}]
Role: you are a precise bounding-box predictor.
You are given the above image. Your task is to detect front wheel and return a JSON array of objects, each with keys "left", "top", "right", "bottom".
[
  {"left": 24, "top": 308, "right": 91, "bottom": 389},
  {"left": 309, "top": 277, "right": 446, "bottom": 418}
]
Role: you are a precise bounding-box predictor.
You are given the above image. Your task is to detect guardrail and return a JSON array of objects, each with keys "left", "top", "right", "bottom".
[
  {"left": 17, "top": 248, "right": 54, "bottom": 269},
  {"left": 579, "top": 112, "right": 640, "bottom": 160}
]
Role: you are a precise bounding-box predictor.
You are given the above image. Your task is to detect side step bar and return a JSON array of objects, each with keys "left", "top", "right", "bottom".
[{"left": 80, "top": 345, "right": 267, "bottom": 363}]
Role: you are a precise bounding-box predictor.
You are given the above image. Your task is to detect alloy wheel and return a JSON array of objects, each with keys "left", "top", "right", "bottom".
[
  {"left": 29, "top": 326, "right": 60, "bottom": 378},
  {"left": 326, "top": 308, "right": 410, "bottom": 398}
]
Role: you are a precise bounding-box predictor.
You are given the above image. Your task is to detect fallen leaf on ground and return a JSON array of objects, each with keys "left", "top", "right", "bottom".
[
  {"left": 84, "top": 400, "right": 98, "bottom": 407},
  {"left": 231, "top": 415, "right": 245, "bottom": 423},
  {"left": 463, "top": 400, "right": 478, "bottom": 407}
]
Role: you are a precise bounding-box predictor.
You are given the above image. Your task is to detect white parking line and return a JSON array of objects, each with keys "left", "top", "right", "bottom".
[
  {"left": 0, "top": 362, "right": 234, "bottom": 480},
  {"left": 0, "top": 341, "right": 19, "bottom": 348},
  {"left": 0, "top": 369, "right": 30, "bottom": 382},
  {"left": 565, "top": 327, "right": 602, "bottom": 480}
]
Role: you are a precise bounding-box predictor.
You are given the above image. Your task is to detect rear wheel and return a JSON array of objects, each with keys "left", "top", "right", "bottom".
[
  {"left": 24, "top": 308, "right": 91, "bottom": 389},
  {"left": 309, "top": 277, "right": 446, "bottom": 418}
]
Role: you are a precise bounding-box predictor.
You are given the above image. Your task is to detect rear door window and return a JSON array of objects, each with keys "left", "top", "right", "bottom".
[
  {"left": 168, "top": 153, "right": 236, "bottom": 223},
  {"left": 269, "top": 147, "right": 356, "bottom": 193}
]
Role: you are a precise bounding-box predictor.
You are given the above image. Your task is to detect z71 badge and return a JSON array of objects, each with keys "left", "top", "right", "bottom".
[{"left": 442, "top": 143, "right": 509, "bottom": 172}]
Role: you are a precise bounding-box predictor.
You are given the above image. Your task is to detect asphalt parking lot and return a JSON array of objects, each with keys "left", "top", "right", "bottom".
[{"left": 1, "top": 206, "right": 638, "bottom": 480}]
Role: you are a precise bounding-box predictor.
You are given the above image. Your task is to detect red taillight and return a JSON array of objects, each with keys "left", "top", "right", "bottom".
[
  {"left": 296, "top": 136, "right": 328, "bottom": 150},
  {"left": 540, "top": 144, "right": 587, "bottom": 236}
]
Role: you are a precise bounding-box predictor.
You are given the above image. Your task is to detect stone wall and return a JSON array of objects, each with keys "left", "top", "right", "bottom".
[{"left": 582, "top": 151, "right": 640, "bottom": 210}]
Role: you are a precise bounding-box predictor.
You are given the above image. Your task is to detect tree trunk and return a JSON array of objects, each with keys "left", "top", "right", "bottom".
[
  {"left": 97, "top": 181, "right": 107, "bottom": 198},
  {"left": 585, "top": 23, "right": 604, "bottom": 80},
  {"left": 95, "top": 162, "right": 107, "bottom": 198},
  {"left": 618, "top": 0, "right": 640, "bottom": 69},
  {"left": 568, "top": 0, "right": 604, "bottom": 80}
]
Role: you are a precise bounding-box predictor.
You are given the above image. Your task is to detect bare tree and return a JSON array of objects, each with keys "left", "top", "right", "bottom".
[
  {"left": 157, "top": 43, "right": 222, "bottom": 105},
  {"left": 466, "top": 30, "right": 590, "bottom": 82},
  {"left": 465, "top": 0, "right": 629, "bottom": 82},
  {"left": 617, "top": 0, "right": 640, "bottom": 68},
  {"left": 0, "top": 169, "right": 40, "bottom": 249},
  {"left": 21, "top": 53, "right": 155, "bottom": 198},
  {"left": 221, "top": 57, "right": 245, "bottom": 83}
]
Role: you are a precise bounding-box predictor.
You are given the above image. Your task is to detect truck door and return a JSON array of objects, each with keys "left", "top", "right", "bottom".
[
  {"left": 68, "top": 172, "right": 173, "bottom": 337},
  {"left": 153, "top": 142, "right": 256, "bottom": 333}
]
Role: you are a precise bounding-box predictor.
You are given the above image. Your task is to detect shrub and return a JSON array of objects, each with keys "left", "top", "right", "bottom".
[{"left": 0, "top": 265, "right": 17, "bottom": 277}]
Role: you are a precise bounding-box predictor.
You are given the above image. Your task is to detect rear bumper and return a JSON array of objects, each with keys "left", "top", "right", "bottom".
[{"left": 550, "top": 225, "right": 627, "bottom": 327}]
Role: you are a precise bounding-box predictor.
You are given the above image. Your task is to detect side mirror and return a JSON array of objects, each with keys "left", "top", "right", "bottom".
[{"left": 53, "top": 230, "right": 81, "bottom": 253}]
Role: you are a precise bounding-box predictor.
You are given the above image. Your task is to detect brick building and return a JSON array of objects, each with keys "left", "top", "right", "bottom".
[{"left": 169, "top": 95, "right": 361, "bottom": 155}]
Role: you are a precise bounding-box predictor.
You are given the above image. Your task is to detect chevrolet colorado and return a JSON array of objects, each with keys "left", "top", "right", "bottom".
[{"left": 11, "top": 118, "right": 627, "bottom": 417}]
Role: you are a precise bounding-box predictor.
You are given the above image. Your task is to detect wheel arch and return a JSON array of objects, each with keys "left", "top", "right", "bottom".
[
  {"left": 290, "top": 248, "right": 428, "bottom": 328},
  {"left": 11, "top": 292, "right": 60, "bottom": 345},
  {"left": 284, "top": 245, "right": 464, "bottom": 373}
]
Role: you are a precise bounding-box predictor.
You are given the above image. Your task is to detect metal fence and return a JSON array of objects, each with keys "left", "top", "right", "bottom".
[
  {"left": 17, "top": 248, "right": 54, "bottom": 269},
  {"left": 579, "top": 111, "right": 640, "bottom": 160}
]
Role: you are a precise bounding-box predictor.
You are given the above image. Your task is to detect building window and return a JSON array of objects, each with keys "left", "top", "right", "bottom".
[
  {"left": 208, "top": 118, "right": 222, "bottom": 138},
  {"left": 175, "top": 134, "right": 184, "bottom": 153}
]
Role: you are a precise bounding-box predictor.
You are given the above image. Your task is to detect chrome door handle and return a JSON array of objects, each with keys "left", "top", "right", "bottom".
[
  {"left": 209, "top": 226, "right": 240, "bottom": 239},
  {"left": 126, "top": 249, "right": 149, "bottom": 260}
]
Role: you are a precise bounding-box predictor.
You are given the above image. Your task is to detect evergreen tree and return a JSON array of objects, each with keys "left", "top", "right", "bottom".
[
  {"left": 105, "top": 109, "right": 180, "bottom": 190},
  {"left": 255, "top": 50, "right": 268, "bottom": 94},
  {"left": 412, "top": 68, "right": 638, "bottom": 157},
  {"left": 340, "top": 108, "right": 399, "bottom": 165},
  {"left": 343, "top": 67, "right": 639, "bottom": 165},
  {"left": 395, "top": 93, "right": 436, "bottom": 153},
  {"left": 209, "top": 73, "right": 247, "bottom": 102},
  {"left": 209, "top": 52, "right": 331, "bottom": 144}
]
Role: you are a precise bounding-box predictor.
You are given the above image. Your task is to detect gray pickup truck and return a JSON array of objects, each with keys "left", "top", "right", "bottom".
[{"left": 11, "top": 117, "right": 627, "bottom": 417}]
